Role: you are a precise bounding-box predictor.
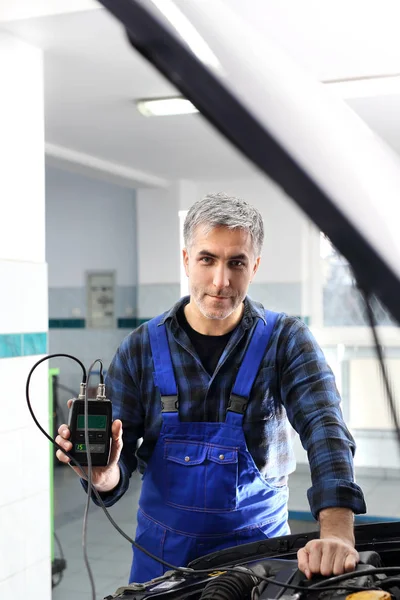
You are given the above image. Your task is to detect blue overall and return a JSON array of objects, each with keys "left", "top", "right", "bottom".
[{"left": 129, "top": 310, "right": 290, "bottom": 583}]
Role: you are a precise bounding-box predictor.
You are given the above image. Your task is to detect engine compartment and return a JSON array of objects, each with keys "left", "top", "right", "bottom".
[{"left": 104, "top": 522, "right": 400, "bottom": 600}]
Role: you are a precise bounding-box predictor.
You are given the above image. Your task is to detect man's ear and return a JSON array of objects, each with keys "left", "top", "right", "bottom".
[
  {"left": 250, "top": 256, "right": 261, "bottom": 282},
  {"left": 183, "top": 248, "right": 190, "bottom": 277}
]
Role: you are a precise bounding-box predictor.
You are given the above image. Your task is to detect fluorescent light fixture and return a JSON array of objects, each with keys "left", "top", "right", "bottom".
[
  {"left": 151, "top": 0, "right": 221, "bottom": 71},
  {"left": 324, "top": 75, "right": 400, "bottom": 99},
  {"left": 136, "top": 97, "right": 199, "bottom": 116}
]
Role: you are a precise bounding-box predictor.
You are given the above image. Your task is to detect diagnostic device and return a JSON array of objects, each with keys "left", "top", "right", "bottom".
[{"left": 67, "top": 384, "right": 112, "bottom": 467}]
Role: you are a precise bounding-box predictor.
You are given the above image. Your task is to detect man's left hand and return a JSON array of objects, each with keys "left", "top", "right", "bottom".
[{"left": 297, "top": 536, "right": 359, "bottom": 579}]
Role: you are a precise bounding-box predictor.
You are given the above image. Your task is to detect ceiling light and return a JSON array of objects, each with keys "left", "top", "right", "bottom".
[
  {"left": 151, "top": 0, "right": 221, "bottom": 71},
  {"left": 324, "top": 75, "right": 400, "bottom": 99},
  {"left": 136, "top": 97, "right": 199, "bottom": 117}
]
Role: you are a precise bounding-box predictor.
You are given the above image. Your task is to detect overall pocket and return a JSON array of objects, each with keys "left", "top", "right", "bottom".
[{"left": 164, "top": 440, "right": 238, "bottom": 512}]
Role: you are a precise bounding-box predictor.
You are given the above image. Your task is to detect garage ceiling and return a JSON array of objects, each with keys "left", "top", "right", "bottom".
[{"left": 2, "top": 1, "right": 400, "bottom": 183}]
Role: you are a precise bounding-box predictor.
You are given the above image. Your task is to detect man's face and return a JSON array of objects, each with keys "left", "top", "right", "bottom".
[{"left": 183, "top": 225, "right": 260, "bottom": 321}]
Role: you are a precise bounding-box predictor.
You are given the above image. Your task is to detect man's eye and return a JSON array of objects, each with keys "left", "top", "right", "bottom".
[
  {"left": 200, "top": 257, "right": 212, "bottom": 264},
  {"left": 231, "top": 261, "right": 244, "bottom": 268}
]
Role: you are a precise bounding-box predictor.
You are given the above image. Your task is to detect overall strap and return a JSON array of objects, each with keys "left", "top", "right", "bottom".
[
  {"left": 226, "top": 310, "right": 280, "bottom": 425},
  {"left": 147, "top": 315, "right": 179, "bottom": 422}
]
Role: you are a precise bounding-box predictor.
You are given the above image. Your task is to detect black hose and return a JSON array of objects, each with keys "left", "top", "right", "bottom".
[{"left": 200, "top": 570, "right": 259, "bottom": 600}]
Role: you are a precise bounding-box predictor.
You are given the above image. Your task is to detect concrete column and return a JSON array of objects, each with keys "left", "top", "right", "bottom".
[{"left": 0, "top": 34, "right": 49, "bottom": 598}]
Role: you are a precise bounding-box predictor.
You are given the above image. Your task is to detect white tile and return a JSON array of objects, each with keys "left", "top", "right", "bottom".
[
  {"left": 26, "top": 359, "right": 50, "bottom": 427},
  {"left": 22, "top": 422, "right": 51, "bottom": 496},
  {"left": 0, "top": 356, "right": 48, "bottom": 433},
  {"left": 25, "top": 558, "right": 51, "bottom": 598},
  {"left": 0, "top": 571, "right": 24, "bottom": 596},
  {"left": 0, "top": 501, "right": 26, "bottom": 580},
  {"left": 23, "top": 492, "right": 51, "bottom": 568},
  {"left": 0, "top": 431, "right": 24, "bottom": 508},
  {"left": 0, "top": 37, "right": 45, "bottom": 265},
  {"left": 0, "top": 261, "right": 47, "bottom": 333}
]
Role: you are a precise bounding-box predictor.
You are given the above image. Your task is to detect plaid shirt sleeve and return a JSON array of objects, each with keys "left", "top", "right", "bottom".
[{"left": 279, "top": 318, "right": 366, "bottom": 519}]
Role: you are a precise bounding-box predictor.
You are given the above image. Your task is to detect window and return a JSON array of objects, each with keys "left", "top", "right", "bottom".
[{"left": 320, "top": 233, "right": 395, "bottom": 327}]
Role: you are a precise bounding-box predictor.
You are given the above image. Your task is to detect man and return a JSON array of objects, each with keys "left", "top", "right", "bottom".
[{"left": 56, "top": 192, "right": 366, "bottom": 583}]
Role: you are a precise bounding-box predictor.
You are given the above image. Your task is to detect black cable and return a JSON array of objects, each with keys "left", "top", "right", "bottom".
[
  {"left": 26, "top": 354, "right": 187, "bottom": 571},
  {"left": 82, "top": 359, "right": 103, "bottom": 600},
  {"left": 195, "top": 568, "right": 374, "bottom": 593},
  {"left": 27, "top": 354, "right": 317, "bottom": 584},
  {"left": 54, "top": 531, "right": 65, "bottom": 562},
  {"left": 52, "top": 532, "right": 66, "bottom": 589},
  {"left": 309, "top": 566, "right": 400, "bottom": 589},
  {"left": 99, "top": 362, "right": 104, "bottom": 384},
  {"left": 377, "top": 577, "right": 400, "bottom": 589},
  {"left": 52, "top": 571, "right": 63, "bottom": 589},
  {"left": 26, "top": 353, "right": 396, "bottom": 594},
  {"left": 26, "top": 354, "right": 86, "bottom": 452}
]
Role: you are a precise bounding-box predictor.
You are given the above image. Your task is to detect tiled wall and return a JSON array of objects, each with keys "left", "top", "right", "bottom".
[
  {"left": 48, "top": 286, "right": 137, "bottom": 323},
  {"left": 49, "top": 282, "right": 303, "bottom": 329},
  {"left": 49, "top": 281, "right": 305, "bottom": 397},
  {"left": 48, "top": 283, "right": 139, "bottom": 392},
  {"left": 0, "top": 333, "right": 47, "bottom": 358},
  {"left": 0, "top": 35, "right": 50, "bottom": 599}
]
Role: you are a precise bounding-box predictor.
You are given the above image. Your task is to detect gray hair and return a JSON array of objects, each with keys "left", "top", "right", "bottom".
[{"left": 183, "top": 192, "right": 264, "bottom": 256}]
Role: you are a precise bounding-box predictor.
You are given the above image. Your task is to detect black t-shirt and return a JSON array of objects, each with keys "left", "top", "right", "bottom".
[{"left": 177, "top": 305, "right": 235, "bottom": 375}]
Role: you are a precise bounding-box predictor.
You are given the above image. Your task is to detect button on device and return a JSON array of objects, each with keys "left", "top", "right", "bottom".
[
  {"left": 96, "top": 433, "right": 105, "bottom": 440},
  {"left": 89, "top": 432, "right": 95, "bottom": 441},
  {"left": 184, "top": 456, "right": 190, "bottom": 462},
  {"left": 219, "top": 454, "right": 225, "bottom": 460},
  {"left": 77, "top": 432, "right": 85, "bottom": 440}
]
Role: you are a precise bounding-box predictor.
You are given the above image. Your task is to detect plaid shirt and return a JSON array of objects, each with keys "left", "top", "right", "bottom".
[{"left": 99, "top": 296, "right": 366, "bottom": 518}]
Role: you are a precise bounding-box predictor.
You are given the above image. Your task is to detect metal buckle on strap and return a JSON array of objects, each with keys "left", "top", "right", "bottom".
[
  {"left": 227, "top": 393, "right": 248, "bottom": 415},
  {"left": 161, "top": 395, "right": 179, "bottom": 413}
]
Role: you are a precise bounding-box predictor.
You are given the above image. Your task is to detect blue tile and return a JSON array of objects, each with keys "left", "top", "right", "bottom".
[
  {"left": 49, "top": 319, "right": 86, "bottom": 329},
  {"left": 23, "top": 332, "right": 48, "bottom": 356},
  {"left": 117, "top": 318, "right": 137, "bottom": 329},
  {"left": 0, "top": 334, "right": 22, "bottom": 358}
]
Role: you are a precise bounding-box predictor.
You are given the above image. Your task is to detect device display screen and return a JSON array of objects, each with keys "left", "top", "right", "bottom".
[
  {"left": 75, "top": 443, "right": 105, "bottom": 453},
  {"left": 77, "top": 415, "right": 107, "bottom": 430}
]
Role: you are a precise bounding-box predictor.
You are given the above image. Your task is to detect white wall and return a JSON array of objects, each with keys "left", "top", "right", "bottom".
[
  {"left": 137, "top": 186, "right": 181, "bottom": 286},
  {"left": 46, "top": 166, "right": 137, "bottom": 287},
  {"left": 137, "top": 177, "right": 308, "bottom": 287},
  {"left": 0, "top": 34, "right": 50, "bottom": 598}
]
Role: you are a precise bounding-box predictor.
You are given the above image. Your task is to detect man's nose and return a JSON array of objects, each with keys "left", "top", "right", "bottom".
[{"left": 213, "top": 266, "right": 229, "bottom": 289}]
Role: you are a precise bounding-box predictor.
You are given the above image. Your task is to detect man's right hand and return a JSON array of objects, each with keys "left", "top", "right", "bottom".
[{"left": 55, "top": 400, "right": 123, "bottom": 493}]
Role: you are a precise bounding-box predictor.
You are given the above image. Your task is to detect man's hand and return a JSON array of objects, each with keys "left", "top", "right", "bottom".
[
  {"left": 297, "top": 536, "right": 359, "bottom": 579},
  {"left": 55, "top": 399, "right": 123, "bottom": 493},
  {"left": 297, "top": 507, "right": 359, "bottom": 579}
]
